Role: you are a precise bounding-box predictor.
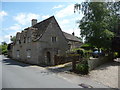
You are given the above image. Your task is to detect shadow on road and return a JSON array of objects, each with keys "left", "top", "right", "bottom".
[
  {"left": 2, "top": 58, "right": 32, "bottom": 67},
  {"left": 2, "top": 57, "right": 71, "bottom": 74}
]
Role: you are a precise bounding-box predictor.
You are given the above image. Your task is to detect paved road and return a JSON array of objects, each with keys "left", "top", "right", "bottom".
[
  {"left": 1, "top": 55, "right": 81, "bottom": 88},
  {"left": 0, "top": 55, "right": 2, "bottom": 89}
]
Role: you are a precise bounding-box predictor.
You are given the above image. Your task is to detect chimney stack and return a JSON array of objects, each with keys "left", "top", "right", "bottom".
[
  {"left": 32, "top": 19, "right": 37, "bottom": 26},
  {"left": 72, "top": 32, "right": 75, "bottom": 36}
]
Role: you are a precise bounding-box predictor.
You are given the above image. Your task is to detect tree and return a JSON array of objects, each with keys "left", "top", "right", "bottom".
[
  {"left": 0, "top": 42, "right": 8, "bottom": 55},
  {"left": 10, "top": 36, "right": 16, "bottom": 42},
  {"left": 74, "top": 2, "right": 120, "bottom": 52},
  {"left": 2, "top": 41, "right": 7, "bottom": 45}
]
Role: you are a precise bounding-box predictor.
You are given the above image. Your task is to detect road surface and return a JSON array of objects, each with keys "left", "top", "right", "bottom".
[{"left": 1, "top": 55, "right": 81, "bottom": 88}]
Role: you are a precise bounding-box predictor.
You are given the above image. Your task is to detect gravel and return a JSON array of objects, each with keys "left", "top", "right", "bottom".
[{"left": 89, "top": 59, "right": 119, "bottom": 88}]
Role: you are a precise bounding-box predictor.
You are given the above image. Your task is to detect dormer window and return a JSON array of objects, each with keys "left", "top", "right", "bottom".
[{"left": 51, "top": 37, "right": 57, "bottom": 43}]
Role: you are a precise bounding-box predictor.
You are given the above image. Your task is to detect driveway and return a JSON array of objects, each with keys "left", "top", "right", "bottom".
[{"left": 89, "top": 58, "right": 120, "bottom": 88}]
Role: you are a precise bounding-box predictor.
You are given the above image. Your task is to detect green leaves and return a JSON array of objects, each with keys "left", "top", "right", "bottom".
[
  {"left": 76, "top": 60, "right": 89, "bottom": 74},
  {"left": 75, "top": 2, "right": 119, "bottom": 50},
  {"left": 0, "top": 42, "right": 8, "bottom": 55},
  {"left": 101, "top": 29, "right": 114, "bottom": 39},
  {"left": 10, "top": 36, "right": 16, "bottom": 42}
]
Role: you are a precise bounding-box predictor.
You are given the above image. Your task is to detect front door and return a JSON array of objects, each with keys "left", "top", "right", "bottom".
[{"left": 46, "top": 51, "right": 51, "bottom": 65}]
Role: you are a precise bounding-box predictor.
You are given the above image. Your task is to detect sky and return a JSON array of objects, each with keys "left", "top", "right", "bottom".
[{"left": 1, "top": 1, "right": 84, "bottom": 44}]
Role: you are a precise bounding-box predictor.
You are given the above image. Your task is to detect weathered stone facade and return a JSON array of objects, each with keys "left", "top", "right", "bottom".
[{"left": 8, "top": 16, "right": 82, "bottom": 65}]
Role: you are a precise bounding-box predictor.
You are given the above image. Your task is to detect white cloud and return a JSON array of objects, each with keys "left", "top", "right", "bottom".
[
  {"left": 6, "top": 24, "right": 22, "bottom": 31},
  {"left": 14, "top": 13, "right": 40, "bottom": 25},
  {"left": 0, "top": 11, "right": 8, "bottom": 20},
  {"left": 59, "top": 19, "right": 69, "bottom": 25},
  {"left": 52, "top": 5, "right": 64, "bottom": 9},
  {"left": 58, "top": 19, "right": 70, "bottom": 31},
  {"left": 0, "top": 31, "right": 18, "bottom": 44},
  {"left": 55, "top": 4, "right": 74, "bottom": 18},
  {"left": 42, "top": 15, "right": 50, "bottom": 20},
  {"left": 0, "top": 11, "right": 7, "bottom": 17},
  {"left": 58, "top": 19, "right": 80, "bottom": 37},
  {"left": 1, "top": 24, "right": 23, "bottom": 43},
  {"left": 0, "top": 34, "right": 11, "bottom": 44}
]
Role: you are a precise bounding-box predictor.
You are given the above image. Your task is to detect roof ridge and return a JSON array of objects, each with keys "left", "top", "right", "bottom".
[
  {"left": 32, "top": 16, "right": 54, "bottom": 27},
  {"left": 63, "top": 31, "right": 78, "bottom": 37},
  {"left": 63, "top": 32, "right": 81, "bottom": 42}
]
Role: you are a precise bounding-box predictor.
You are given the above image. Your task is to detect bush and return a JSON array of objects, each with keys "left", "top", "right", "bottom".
[
  {"left": 84, "top": 50, "right": 93, "bottom": 58},
  {"left": 80, "top": 43, "right": 94, "bottom": 50},
  {"left": 2, "top": 49, "right": 8, "bottom": 55},
  {"left": 76, "top": 60, "right": 89, "bottom": 74},
  {"left": 113, "top": 52, "right": 119, "bottom": 58},
  {"left": 0, "top": 44, "right": 8, "bottom": 55},
  {"left": 69, "top": 48, "right": 85, "bottom": 57}
]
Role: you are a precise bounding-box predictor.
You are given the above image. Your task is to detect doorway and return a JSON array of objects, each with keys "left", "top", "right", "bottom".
[{"left": 46, "top": 51, "right": 51, "bottom": 64}]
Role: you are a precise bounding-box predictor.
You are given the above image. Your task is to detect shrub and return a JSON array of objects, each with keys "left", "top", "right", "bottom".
[
  {"left": 69, "top": 48, "right": 85, "bottom": 57},
  {"left": 76, "top": 60, "right": 89, "bottom": 74},
  {"left": 0, "top": 44, "right": 8, "bottom": 55},
  {"left": 84, "top": 50, "right": 93, "bottom": 58},
  {"left": 2, "top": 49, "right": 8, "bottom": 55},
  {"left": 80, "top": 43, "right": 94, "bottom": 50},
  {"left": 113, "top": 52, "right": 119, "bottom": 58}
]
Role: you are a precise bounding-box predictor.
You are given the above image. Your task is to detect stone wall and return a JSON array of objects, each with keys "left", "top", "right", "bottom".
[
  {"left": 11, "top": 17, "right": 69, "bottom": 66},
  {"left": 88, "top": 56, "right": 113, "bottom": 71}
]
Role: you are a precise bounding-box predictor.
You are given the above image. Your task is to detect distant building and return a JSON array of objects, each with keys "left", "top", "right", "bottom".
[{"left": 8, "top": 16, "right": 82, "bottom": 65}]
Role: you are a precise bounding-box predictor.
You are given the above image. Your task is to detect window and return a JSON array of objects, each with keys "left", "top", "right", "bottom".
[
  {"left": 28, "top": 37, "right": 31, "bottom": 43},
  {"left": 56, "top": 50, "right": 60, "bottom": 55},
  {"left": 23, "top": 37, "right": 26, "bottom": 43},
  {"left": 27, "top": 49, "right": 31, "bottom": 58},
  {"left": 51, "top": 37, "right": 57, "bottom": 43},
  {"left": 16, "top": 40, "right": 19, "bottom": 44},
  {"left": 16, "top": 50, "right": 20, "bottom": 57}
]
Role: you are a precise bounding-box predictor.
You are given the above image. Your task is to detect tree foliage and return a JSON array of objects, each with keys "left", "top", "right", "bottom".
[
  {"left": 74, "top": 2, "right": 120, "bottom": 50},
  {"left": 10, "top": 36, "right": 16, "bottom": 42},
  {"left": 0, "top": 42, "right": 8, "bottom": 55}
]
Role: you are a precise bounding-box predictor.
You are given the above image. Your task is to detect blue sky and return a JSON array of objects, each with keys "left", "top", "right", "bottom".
[{"left": 1, "top": 2, "right": 84, "bottom": 43}]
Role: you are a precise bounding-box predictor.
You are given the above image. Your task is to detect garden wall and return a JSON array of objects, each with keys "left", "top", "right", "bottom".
[
  {"left": 88, "top": 56, "right": 113, "bottom": 71},
  {"left": 54, "top": 55, "right": 80, "bottom": 65}
]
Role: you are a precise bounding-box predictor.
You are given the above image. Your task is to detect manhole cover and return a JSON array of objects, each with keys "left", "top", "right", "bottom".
[{"left": 78, "top": 83, "right": 93, "bottom": 88}]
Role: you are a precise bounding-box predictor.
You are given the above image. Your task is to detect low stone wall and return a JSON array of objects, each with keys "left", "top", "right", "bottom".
[
  {"left": 54, "top": 55, "right": 80, "bottom": 65},
  {"left": 88, "top": 56, "right": 113, "bottom": 71}
]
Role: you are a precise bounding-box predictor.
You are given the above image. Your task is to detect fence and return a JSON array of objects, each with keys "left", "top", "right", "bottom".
[{"left": 54, "top": 55, "right": 81, "bottom": 65}]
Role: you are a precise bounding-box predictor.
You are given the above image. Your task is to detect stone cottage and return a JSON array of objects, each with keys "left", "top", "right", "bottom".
[{"left": 8, "top": 16, "right": 82, "bottom": 65}]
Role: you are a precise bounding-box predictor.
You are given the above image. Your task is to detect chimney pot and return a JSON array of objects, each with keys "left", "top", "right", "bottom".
[{"left": 32, "top": 19, "right": 37, "bottom": 26}]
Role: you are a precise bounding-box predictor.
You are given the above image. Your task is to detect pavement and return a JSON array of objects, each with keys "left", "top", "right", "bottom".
[{"left": 1, "top": 55, "right": 116, "bottom": 88}]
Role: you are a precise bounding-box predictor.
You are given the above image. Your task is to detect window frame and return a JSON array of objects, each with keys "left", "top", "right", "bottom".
[
  {"left": 51, "top": 36, "right": 57, "bottom": 43},
  {"left": 27, "top": 49, "right": 31, "bottom": 58},
  {"left": 16, "top": 50, "right": 20, "bottom": 58}
]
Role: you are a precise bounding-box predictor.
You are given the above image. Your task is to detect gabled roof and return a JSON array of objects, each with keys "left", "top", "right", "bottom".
[
  {"left": 19, "top": 16, "right": 81, "bottom": 42},
  {"left": 32, "top": 16, "right": 81, "bottom": 42},
  {"left": 63, "top": 32, "right": 81, "bottom": 42},
  {"left": 32, "top": 16, "right": 54, "bottom": 37}
]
